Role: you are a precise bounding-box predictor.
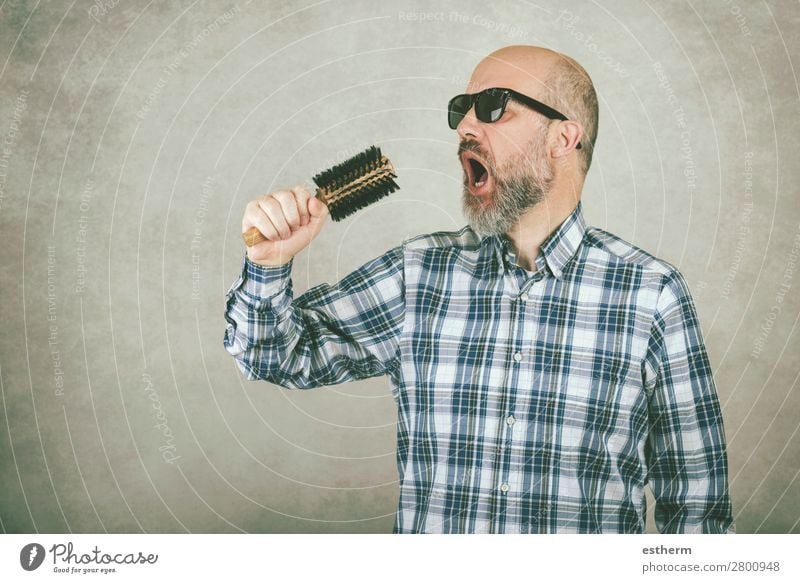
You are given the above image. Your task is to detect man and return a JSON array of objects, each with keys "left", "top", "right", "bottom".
[{"left": 223, "top": 46, "right": 734, "bottom": 534}]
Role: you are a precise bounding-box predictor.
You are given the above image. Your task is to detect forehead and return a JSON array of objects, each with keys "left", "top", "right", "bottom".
[{"left": 466, "top": 53, "right": 551, "bottom": 98}]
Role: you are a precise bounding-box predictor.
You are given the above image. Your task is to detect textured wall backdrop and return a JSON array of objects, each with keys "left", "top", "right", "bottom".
[{"left": 0, "top": 0, "right": 798, "bottom": 534}]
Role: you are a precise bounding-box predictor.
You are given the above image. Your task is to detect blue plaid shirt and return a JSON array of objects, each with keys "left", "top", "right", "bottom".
[{"left": 224, "top": 202, "right": 734, "bottom": 533}]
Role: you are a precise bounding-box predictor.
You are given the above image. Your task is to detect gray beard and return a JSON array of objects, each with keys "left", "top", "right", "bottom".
[{"left": 462, "top": 143, "right": 553, "bottom": 237}]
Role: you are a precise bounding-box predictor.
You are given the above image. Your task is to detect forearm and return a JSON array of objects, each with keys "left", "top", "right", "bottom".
[
  {"left": 644, "top": 270, "right": 735, "bottom": 534},
  {"left": 223, "top": 257, "right": 310, "bottom": 386},
  {"left": 223, "top": 249, "right": 405, "bottom": 389},
  {"left": 648, "top": 439, "right": 735, "bottom": 533}
]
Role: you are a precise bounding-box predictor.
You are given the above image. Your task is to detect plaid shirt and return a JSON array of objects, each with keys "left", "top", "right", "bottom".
[{"left": 224, "top": 202, "right": 734, "bottom": 534}]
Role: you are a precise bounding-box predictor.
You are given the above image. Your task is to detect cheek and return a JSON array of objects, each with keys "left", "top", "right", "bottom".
[{"left": 490, "top": 131, "right": 533, "bottom": 165}]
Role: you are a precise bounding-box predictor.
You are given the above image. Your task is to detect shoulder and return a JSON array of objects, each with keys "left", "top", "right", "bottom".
[
  {"left": 583, "top": 226, "right": 680, "bottom": 279},
  {"left": 583, "top": 226, "right": 696, "bottom": 314}
]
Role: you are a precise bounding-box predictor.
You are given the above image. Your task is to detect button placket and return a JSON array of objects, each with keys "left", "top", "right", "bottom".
[{"left": 493, "top": 263, "right": 532, "bottom": 528}]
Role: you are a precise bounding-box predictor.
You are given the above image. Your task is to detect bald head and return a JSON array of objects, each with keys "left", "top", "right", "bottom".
[
  {"left": 468, "top": 46, "right": 599, "bottom": 176},
  {"left": 471, "top": 46, "right": 563, "bottom": 93}
]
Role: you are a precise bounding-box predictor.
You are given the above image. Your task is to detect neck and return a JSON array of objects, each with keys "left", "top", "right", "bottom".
[{"left": 505, "top": 180, "right": 581, "bottom": 271}]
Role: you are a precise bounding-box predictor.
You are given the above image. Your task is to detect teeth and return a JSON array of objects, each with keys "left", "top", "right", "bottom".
[{"left": 475, "top": 180, "right": 485, "bottom": 188}]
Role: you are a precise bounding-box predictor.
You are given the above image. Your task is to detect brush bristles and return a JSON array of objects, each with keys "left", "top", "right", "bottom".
[{"left": 313, "top": 146, "right": 399, "bottom": 221}]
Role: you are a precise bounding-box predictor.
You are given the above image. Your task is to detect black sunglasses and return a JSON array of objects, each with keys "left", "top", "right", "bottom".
[{"left": 448, "top": 87, "right": 582, "bottom": 149}]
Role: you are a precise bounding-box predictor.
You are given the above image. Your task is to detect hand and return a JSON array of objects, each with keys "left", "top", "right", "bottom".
[{"left": 242, "top": 185, "right": 329, "bottom": 267}]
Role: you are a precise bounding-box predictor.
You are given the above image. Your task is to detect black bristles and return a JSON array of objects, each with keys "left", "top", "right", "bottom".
[
  {"left": 313, "top": 146, "right": 382, "bottom": 191},
  {"left": 328, "top": 175, "right": 399, "bottom": 221},
  {"left": 312, "top": 146, "right": 399, "bottom": 221}
]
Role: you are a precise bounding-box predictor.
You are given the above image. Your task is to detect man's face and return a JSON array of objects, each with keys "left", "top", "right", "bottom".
[
  {"left": 459, "top": 129, "right": 553, "bottom": 237},
  {"left": 456, "top": 84, "right": 555, "bottom": 237}
]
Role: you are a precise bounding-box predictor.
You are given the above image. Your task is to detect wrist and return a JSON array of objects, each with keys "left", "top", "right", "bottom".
[
  {"left": 249, "top": 259, "right": 292, "bottom": 268},
  {"left": 245, "top": 255, "right": 293, "bottom": 271},
  {"left": 246, "top": 254, "right": 293, "bottom": 268}
]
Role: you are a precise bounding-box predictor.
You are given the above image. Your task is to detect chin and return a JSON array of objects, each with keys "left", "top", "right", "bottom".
[{"left": 463, "top": 197, "right": 510, "bottom": 237}]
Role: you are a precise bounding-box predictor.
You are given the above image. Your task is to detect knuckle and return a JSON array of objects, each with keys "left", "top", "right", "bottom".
[
  {"left": 261, "top": 197, "right": 279, "bottom": 212},
  {"left": 293, "top": 185, "right": 310, "bottom": 199},
  {"left": 273, "top": 190, "right": 291, "bottom": 203}
]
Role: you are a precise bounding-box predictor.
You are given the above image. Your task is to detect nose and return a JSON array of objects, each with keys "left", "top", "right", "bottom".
[{"left": 456, "top": 105, "right": 484, "bottom": 141}]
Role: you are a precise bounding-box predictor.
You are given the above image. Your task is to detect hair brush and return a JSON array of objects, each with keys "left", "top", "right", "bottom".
[{"left": 242, "top": 146, "right": 399, "bottom": 246}]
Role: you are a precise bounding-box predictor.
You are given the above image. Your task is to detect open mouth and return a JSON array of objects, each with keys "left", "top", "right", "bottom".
[{"left": 461, "top": 151, "right": 494, "bottom": 198}]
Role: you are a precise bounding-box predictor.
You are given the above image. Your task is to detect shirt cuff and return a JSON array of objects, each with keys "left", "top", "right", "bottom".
[{"left": 239, "top": 255, "right": 293, "bottom": 300}]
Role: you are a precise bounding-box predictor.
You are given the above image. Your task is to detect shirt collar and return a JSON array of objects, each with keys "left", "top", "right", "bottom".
[{"left": 478, "top": 201, "right": 587, "bottom": 280}]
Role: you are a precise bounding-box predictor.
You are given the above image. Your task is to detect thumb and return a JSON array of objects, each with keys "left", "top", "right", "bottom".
[{"left": 308, "top": 196, "right": 329, "bottom": 220}]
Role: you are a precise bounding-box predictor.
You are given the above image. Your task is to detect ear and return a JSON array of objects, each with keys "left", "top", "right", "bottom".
[{"left": 551, "top": 120, "right": 583, "bottom": 158}]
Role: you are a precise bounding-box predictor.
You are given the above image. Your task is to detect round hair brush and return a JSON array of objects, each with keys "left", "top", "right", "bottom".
[{"left": 242, "top": 146, "right": 399, "bottom": 246}]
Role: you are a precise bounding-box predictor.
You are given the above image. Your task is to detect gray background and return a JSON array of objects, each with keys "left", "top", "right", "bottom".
[{"left": 0, "top": 0, "right": 798, "bottom": 533}]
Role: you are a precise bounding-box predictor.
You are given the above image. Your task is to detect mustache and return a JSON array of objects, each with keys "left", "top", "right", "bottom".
[{"left": 457, "top": 139, "right": 496, "bottom": 171}]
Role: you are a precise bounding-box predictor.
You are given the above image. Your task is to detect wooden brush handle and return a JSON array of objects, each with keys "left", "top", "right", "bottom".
[{"left": 242, "top": 227, "right": 268, "bottom": 247}]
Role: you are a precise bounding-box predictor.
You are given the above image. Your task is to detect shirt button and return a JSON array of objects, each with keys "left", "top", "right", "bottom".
[
  {"left": 506, "top": 415, "right": 515, "bottom": 426},
  {"left": 513, "top": 352, "right": 522, "bottom": 362},
  {"left": 519, "top": 292, "right": 529, "bottom": 301},
  {"left": 500, "top": 483, "right": 510, "bottom": 493}
]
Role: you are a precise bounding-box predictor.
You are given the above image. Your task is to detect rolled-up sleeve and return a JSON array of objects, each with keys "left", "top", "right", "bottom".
[
  {"left": 223, "top": 246, "right": 405, "bottom": 389},
  {"left": 643, "top": 270, "right": 735, "bottom": 533}
]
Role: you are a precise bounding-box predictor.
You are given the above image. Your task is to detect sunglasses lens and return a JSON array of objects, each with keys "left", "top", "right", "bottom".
[
  {"left": 448, "top": 90, "right": 508, "bottom": 129},
  {"left": 475, "top": 91, "right": 505, "bottom": 123},
  {"left": 448, "top": 94, "right": 472, "bottom": 129}
]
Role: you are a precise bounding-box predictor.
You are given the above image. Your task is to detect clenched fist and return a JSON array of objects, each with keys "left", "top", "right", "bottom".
[{"left": 242, "top": 185, "right": 330, "bottom": 267}]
